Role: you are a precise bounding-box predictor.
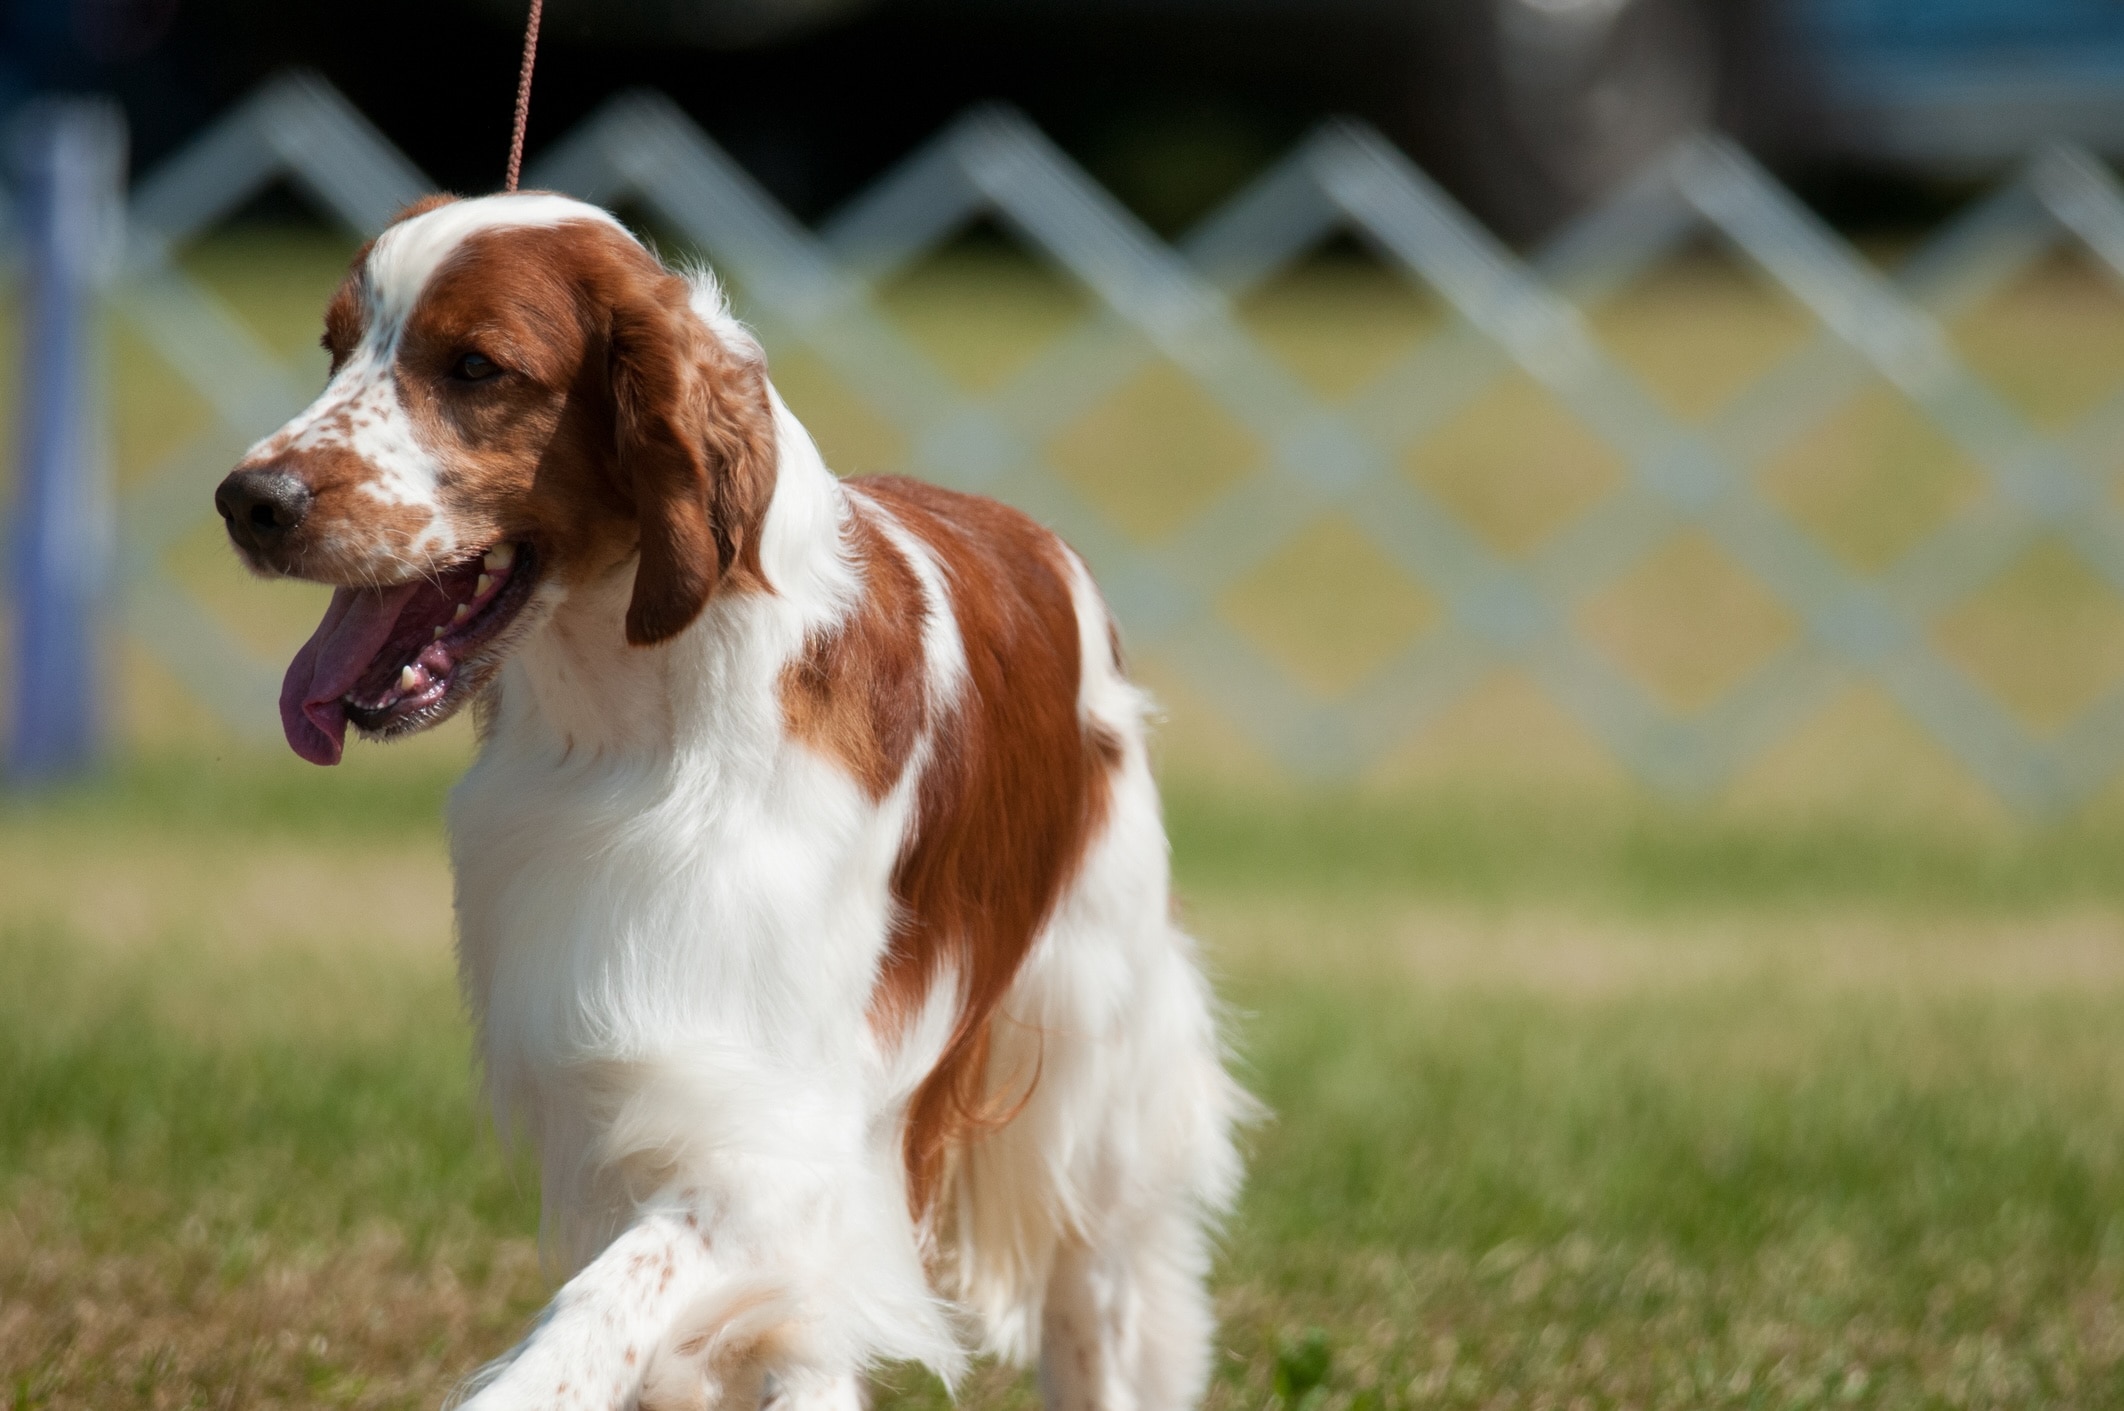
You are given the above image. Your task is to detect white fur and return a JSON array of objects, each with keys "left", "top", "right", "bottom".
[{"left": 296, "top": 194, "right": 1249, "bottom": 1411}]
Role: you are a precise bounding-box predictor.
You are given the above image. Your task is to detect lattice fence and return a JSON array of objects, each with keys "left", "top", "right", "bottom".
[{"left": 13, "top": 71, "right": 2124, "bottom": 810}]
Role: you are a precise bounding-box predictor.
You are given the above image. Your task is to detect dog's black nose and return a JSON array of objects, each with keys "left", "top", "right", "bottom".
[{"left": 215, "top": 467, "right": 312, "bottom": 557}]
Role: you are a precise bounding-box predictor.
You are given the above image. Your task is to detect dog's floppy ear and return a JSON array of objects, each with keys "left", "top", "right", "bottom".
[{"left": 607, "top": 279, "right": 777, "bottom": 646}]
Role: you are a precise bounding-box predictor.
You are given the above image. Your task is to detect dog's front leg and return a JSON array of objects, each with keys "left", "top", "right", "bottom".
[{"left": 456, "top": 1210, "right": 719, "bottom": 1411}]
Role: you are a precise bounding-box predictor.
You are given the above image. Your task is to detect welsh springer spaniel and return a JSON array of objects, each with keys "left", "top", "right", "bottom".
[{"left": 214, "top": 193, "right": 1246, "bottom": 1411}]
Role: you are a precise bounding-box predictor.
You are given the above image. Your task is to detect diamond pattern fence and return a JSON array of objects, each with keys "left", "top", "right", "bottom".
[{"left": 11, "top": 71, "right": 2124, "bottom": 811}]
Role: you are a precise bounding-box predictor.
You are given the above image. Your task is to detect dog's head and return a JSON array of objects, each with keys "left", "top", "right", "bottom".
[{"left": 214, "top": 193, "right": 776, "bottom": 765}]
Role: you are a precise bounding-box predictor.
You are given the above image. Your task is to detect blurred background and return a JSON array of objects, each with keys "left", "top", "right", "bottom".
[
  {"left": 13, "top": 1, "right": 2124, "bottom": 1407},
  {"left": 12, "top": 0, "right": 2124, "bottom": 814},
  {"left": 23, "top": 0, "right": 2124, "bottom": 236}
]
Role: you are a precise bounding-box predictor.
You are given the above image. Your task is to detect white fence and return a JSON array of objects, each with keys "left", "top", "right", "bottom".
[{"left": 13, "top": 72, "right": 2124, "bottom": 811}]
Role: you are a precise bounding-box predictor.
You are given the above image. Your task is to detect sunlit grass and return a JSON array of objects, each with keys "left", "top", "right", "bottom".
[
  {"left": 20, "top": 745, "right": 2124, "bottom": 909},
  {"left": 6, "top": 756, "right": 2124, "bottom": 1408}
]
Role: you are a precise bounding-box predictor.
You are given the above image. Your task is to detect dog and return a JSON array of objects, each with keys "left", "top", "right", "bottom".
[{"left": 214, "top": 192, "right": 1247, "bottom": 1411}]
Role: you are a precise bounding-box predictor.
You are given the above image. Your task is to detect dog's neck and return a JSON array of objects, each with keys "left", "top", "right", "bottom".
[{"left": 487, "top": 391, "right": 851, "bottom": 772}]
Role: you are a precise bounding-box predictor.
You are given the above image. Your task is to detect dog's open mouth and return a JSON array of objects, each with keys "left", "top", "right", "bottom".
[{"left": 279, "top": 543, "right": 537, "bottom": 765}]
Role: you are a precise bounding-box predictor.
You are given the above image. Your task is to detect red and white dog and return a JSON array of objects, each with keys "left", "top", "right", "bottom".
[{"left": 215, "top": 193, "right": 1246, "bottom": 1411}]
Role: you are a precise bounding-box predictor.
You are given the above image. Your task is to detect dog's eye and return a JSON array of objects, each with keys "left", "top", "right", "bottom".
[{"left": 453, "top": 352, "right": 500, "bottom": 382}]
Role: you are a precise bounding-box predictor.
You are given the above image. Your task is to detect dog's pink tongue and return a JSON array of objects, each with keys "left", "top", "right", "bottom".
[{"left": 280, "top": 584, "right": 421, "bottom": 766}]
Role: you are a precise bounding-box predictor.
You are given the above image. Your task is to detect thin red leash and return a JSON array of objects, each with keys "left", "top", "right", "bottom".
[{"left": 504, "top": 0, "right": 544, "bottom": 192}]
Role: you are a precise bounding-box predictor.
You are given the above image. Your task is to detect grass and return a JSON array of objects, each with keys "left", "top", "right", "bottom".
[
  {"left": 0, "top": 927, "right": 541, "bottom": 1411},
  {"left": 7, "top": 754, "right": 2124, "bottom": 1408},
  {"left": 23, "top": 743, "right": 2124, "bottom": 909}
]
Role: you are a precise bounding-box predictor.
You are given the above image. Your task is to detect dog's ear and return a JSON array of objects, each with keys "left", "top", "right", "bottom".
[{"left": 607, "top": 279, "right": 777, "bottom": 646}]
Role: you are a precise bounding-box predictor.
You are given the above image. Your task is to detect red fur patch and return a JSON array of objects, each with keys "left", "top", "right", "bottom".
[
  {"left": 779, "top": 499, "right": 928, "bottom": 801},
  {"left": 849, "top": 476, "right": 1119, "bottom": 1218}
]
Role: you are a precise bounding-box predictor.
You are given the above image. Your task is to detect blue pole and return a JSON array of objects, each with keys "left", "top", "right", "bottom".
[{"left": 7, "top": 99, "right": 124, "bottom": 786}]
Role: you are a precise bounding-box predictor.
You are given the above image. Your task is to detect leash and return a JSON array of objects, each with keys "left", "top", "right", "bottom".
[{"left": 504, "top": 0, "right": 544, "bottom": 192}]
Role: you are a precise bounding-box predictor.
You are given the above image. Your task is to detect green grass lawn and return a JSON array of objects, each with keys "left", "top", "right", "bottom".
[{"left": 5, "top": 752, "right": 2124, "bottom": 1409}]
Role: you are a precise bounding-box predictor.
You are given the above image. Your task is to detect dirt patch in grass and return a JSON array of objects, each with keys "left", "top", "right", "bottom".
[
  {"left": 0, "top": 835, "right": 450, "bottom": 961},
  {"left": 1194, "top": 895, "right": 2124, "bottom": 999}
]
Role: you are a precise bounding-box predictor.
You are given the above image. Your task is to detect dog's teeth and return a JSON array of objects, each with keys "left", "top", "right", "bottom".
[
  {"left": 484, "top": 544, "right": 515, "bottom": 571},
  {"left": 476, "top": 573, "right": 493, "bottom": 597},
  {"left": 453, "top": 603, "right": 472, "bottom": 624},
  {"left": 433, "top": 626, "right": 447, "bottom": 640},
  {"left": 399, "top": 665, "right": 421, "bottom": 693}
]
